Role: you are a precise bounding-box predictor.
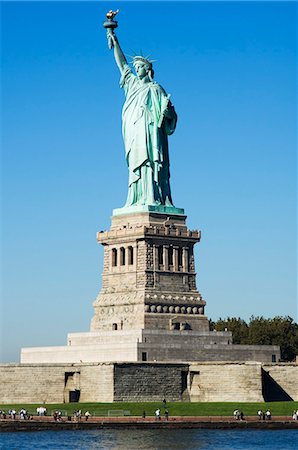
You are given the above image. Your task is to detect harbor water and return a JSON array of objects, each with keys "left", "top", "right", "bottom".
[{"left": 1, "top": 428, "right": 297, "bottom": 449}]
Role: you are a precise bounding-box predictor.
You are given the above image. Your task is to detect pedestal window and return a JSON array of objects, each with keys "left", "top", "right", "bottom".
[
  {"left": 128, "top": 246, "right": 134, "bottom": 265},
  {"left": 120, "top": 247, "right": 125, "bottom": 265},
  {"left": 112, "top": 248, "right": 117, "bottom": 267}
]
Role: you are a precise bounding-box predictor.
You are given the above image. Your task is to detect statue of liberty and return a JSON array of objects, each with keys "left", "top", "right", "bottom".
[{"left": 104, "top": 12, "right": 178, "bottom": 210}]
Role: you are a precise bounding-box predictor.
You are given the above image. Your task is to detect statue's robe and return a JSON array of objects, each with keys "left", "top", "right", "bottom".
[{"left": 120, "top": 65, "right": 177, "bottom": 206}]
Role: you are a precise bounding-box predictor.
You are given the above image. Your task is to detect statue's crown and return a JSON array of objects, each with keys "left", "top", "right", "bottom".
[{"left": 132, "top": 55, "right": 155, "bottom": 68}]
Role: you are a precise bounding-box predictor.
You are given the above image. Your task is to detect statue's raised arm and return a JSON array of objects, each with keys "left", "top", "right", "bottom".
[
  {"left": 103, "top": 10, "right": 127, "bottom": 73},
  {"left": 109, "top": 32, "right": 127, "bottom": 74}
]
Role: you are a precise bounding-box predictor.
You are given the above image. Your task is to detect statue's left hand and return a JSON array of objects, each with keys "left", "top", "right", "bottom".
[{"left": 164, "top": 106, "right": 175, "bottom": 119}]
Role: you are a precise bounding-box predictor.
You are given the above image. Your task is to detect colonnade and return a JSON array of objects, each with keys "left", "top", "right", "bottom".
[
  {"left": 154, "top": 244, "right": 191, "bottom": 272},
  {"left": 110, "top": 243, "right": 192, "bottom": 272},
  {"left": 111, "top": 246, "right": 134, "bottom": 267}
]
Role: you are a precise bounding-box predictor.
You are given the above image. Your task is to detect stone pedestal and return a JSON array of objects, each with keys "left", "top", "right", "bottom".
[
  {"left": 20, "top": 211, "right": 281, "bottom": 366},
  {"left": 90, "top": 212, "right": 208, "bottom": 333}
]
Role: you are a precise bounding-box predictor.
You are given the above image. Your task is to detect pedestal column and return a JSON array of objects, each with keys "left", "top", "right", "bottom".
[{"left": 183, "top": 246, "right": 189, "bottom": 272}]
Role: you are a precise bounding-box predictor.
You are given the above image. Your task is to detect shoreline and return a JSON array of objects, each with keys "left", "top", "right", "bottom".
[{"left": 1, "top": 417, "right": 298, "bottom": 432}]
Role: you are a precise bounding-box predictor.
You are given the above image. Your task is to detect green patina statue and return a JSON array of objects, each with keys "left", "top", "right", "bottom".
[{"left": 104, "top": 12, "right": 183, "bottom": 215}]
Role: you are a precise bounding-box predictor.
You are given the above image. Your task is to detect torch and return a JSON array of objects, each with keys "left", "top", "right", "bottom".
[{"left": 103, "top": 9, "right": 119, "bottom": 49}]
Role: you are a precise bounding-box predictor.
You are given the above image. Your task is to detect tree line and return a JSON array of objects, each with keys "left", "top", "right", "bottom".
[{"left": 209, "top": 316, "right": 298, "bottom": 362}]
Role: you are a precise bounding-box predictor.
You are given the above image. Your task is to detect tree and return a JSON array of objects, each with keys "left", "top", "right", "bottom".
[
  {"left": 211, "top": 315, "right": 298, "bottom": 361},
  {"left": 248, "top": 316, "right": 298, "bottom": 361},
  {"left": 211, "top": 317, "right": 249, "bottom": 344}
]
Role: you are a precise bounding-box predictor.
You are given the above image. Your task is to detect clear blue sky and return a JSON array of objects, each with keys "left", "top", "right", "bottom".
[{"left": 1, "top": 1, "right": 297, "bottom": 362}]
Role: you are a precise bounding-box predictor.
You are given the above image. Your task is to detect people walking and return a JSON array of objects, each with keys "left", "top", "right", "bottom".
[
  {"left": 155, "top": 408, "right": 161, "bottom": 420},
  {"left": 233, "top": 409, "right": 240, "bottom": 420}
]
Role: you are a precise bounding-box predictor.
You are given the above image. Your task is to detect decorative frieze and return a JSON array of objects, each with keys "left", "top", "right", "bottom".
[
  {"left": 144, "top": 304, "right": 205, "bottom": 315},
  {"left": 97, "top": 224, "right": 201, "bottom": 244}
]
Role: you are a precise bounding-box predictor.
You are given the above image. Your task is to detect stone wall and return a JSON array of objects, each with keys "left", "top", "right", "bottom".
[
  {"left": 79, "top": 364, "right": 114, "bottom": 403},
  {"left": 188, "top": 362, "right": 264, "bottom": 402},
  {"left": 144, "top": 315, "right": 212, "bottom": 332},
  {"left": 0, "top": 361, "right": 297, "bottom": 404},
  {"left": 0, "top": 364, "right": 67, "bottom": 404},
  {"left": 20, "top": 328, "right": 280, "bottom": 365},
  {"left": 114, "top": 363, "right": 188, "bottom": 402},
  {"left": 0, "top": 363, "right": 114, "bottom": 404},
  {"left": 21, "top": 343, "right": 139, "bottom": 364},
  {"left": 91, "top": 294, "right": 145, "bottom": 332},
  {"left": 137, "top": 331, "right": 280, "bottom": 364},
  {"left": 262, "top": 364, "right": 298, "bottom": 401}
]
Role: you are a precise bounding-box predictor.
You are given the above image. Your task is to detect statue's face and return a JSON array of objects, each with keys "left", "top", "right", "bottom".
[{"left": 134, "top": 62, "right": 148, "bottom": 79}]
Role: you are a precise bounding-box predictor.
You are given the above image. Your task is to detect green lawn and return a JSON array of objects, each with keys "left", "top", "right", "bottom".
[{"left": 1, "top": 401, "right": 297, "bottom": 417}]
